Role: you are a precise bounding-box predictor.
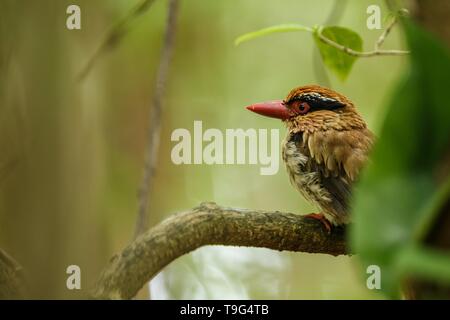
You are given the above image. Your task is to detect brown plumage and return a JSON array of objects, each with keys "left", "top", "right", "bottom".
[{"left": 246, "top": 85, "right": 374, "bottom": 229}]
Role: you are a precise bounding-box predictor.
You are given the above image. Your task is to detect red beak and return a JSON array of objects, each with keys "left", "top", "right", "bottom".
[{"left": 246, "top": 100, "right": 291, "bottom": 120}]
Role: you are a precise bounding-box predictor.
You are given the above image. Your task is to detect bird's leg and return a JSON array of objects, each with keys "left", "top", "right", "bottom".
[{"left": 304, "top": 212, "right": 332, "bottom": 233}]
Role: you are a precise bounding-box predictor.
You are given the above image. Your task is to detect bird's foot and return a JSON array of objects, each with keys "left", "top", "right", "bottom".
[{"left": 304, "top": 212, "right": 332, "bottom": 233}]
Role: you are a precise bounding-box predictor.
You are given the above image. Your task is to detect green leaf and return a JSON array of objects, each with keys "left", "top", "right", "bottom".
[
  {"left": 395, "top": 245, "right": 450, "bottom": 285},
  {"left": 351, "top": 20, "right": 450, "bottom": 298},
  {"left": 313, "top": 26, "right": 363, "bottom": 81},
  {"left": 234, "top": 24, "right": 312, "bottom": 46}
]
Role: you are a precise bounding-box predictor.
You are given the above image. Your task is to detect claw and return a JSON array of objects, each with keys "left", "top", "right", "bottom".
[{"left": 304, "top": 212, "right": 332, "bottom": 233}]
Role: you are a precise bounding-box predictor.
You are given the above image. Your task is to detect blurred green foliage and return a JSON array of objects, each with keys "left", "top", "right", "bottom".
[{"left": 352, "top": 20, "right": 450, "bottom": 298}]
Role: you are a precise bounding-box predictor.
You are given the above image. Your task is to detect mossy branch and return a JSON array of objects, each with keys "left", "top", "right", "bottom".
[{"left": 92, "top": 202, "right": 348, "bottom": 300}]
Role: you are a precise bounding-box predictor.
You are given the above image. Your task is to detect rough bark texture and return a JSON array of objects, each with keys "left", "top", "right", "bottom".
[{"left": 92, "top": 202, "right": 348, "bottom": 299}]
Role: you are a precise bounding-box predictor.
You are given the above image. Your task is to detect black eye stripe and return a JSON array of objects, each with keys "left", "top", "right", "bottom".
[{"left": 289, "top": 93, "right": 345, "bottom": 111}]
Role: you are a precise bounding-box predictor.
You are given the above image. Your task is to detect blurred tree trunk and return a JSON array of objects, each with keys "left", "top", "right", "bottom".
[
  {"left": 0, "top": 0, "right": 109, "bottom": 298},
  {"left": 401, "top": 0, "right": 450, "bottom": 299},
  {"left": 412, "top": 0, "right": 450, "bottom": 245},
  {"left": 413, "top": 0, "right": 450, "bottom": 46}
]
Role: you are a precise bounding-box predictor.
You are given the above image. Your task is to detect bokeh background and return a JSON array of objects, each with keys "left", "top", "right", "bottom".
[{"left": 0, "top": 0, "right": 408, "bottom": 299}]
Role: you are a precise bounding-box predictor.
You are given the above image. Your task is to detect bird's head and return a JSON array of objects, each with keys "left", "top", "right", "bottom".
[{"left": 246, "top": 85, "right": 366, "bottom": 132}]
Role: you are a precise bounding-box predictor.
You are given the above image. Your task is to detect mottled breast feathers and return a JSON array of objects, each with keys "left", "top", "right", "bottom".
[{"left": 282, "top": 126, "right": 374, "bottom": 225}]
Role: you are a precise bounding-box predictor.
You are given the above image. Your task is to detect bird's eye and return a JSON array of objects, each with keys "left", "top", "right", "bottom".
[
  {"left": 297, "top": 102, "right": 310, "bottom": 115},
  {"left": 288, "top": 100, "right": 311, "bottom": 116}
]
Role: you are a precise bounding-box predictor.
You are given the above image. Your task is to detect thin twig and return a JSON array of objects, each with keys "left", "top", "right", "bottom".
[
  {"left": 375, "top": 9, "right": 409, "bottom": 50},
  {"left": 77, "top": 0, "right": 157, "bottom": 81},
  {"left": 134, "top": 0, "right": 179, "bottom": 238},
  {"left": 375, "top": 15, "right": 398, "bottom": 50},
  {"left": 93, "top": 202, "right": 348, "bottom": 299},
  {"left": 0, "top": 248, "right": 25, "bottom": 299},
  {"left": 317, "top": 26, "right": 410, "bottom": 57},
  {"left": 0, "top": 248, "right": 22, "bottom": 272}
]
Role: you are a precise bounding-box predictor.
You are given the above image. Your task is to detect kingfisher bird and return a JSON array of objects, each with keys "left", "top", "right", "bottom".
[{"left": 246, "top": 85, "right": 374, "bottom": 231}]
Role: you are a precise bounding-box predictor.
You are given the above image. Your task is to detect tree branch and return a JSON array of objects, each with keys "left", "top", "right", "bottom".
[
  {"left": 317, "top": 27, "right": 409, "bottom": 57},
  {"left": 93, "top": 202, "right": 348, "bottom": 299},
  {"left": 316, "top": 11, "right": 410, "bottom": 57},
  {"left": 77, "top": 0, "right": 157, "bottom": 81},
  {"left": 134, "top": 0, "right": 180, "bottom": 238}
]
